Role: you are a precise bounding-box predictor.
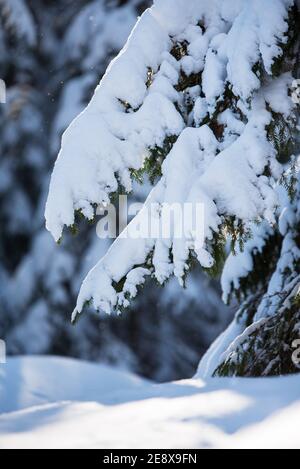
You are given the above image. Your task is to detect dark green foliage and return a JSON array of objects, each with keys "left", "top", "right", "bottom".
[
  {"left": 215, "top": 302, "right": 300, "bottom": 377},
  {"left": 174, "top": 72, "right": 201, "bottom": 93},
  {"left": 131, "top": 135, "right": 178, "bottom": 185},
  {"left": 267, "top": 111, "right": 298, "bottom": 164},
  {"left": 170, "top": 40, "right": 188, "bottom": 61},
  {"left": 237, "top": 232, "right": 282, "bottom": 304},
  {"left": 215, "top": 218, "right": 300, "bottom": 377},
  {"left": 271, "top": 5, "right": 300, "bottom": 77},
  {"left": 204, "top": 232, "right": 227, "bottom": 279}
]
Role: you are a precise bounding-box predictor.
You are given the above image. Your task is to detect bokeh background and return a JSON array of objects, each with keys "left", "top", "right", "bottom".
[{"left": 0, "top": 0, "right": 232, "bottom": 382}]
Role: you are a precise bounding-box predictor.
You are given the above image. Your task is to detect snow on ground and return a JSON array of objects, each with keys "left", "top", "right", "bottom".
[{"left": 0, "top": 356, "right": 299, "bottom": 449}]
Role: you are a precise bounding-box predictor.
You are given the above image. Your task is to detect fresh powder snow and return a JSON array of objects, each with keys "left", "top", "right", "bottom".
[{"left": 0, "top": 356, "right": 299, "bottom": 449}]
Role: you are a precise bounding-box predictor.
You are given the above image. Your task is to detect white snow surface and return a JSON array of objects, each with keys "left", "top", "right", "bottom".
[{"left": 0, "top": 356, "right": 299, "bottom": 449}]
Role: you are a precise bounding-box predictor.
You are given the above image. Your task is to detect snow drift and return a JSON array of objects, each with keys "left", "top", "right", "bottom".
[{"left": 0, "top": 356, "right": 299, "bottom": 449}]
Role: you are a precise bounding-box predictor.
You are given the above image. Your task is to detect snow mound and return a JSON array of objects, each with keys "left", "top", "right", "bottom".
[
  {"left": 0, "top": 357, "right": 300, "bottom": 449},
  {"left": 0, "top": 356, "right": 149, "bottom": 414}
]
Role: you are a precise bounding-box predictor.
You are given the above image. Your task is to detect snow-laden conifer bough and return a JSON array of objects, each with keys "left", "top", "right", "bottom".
[{"left": 46, "top": 0, "right": 300, "bottom": 377}]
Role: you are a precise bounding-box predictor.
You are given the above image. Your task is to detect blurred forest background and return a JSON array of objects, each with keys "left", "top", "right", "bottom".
[{"left": 0, "top": 0, "right": 232, "bottom": 382}]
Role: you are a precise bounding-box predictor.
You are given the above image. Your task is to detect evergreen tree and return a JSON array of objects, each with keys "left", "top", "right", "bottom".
[
  {"left": 0, "top": 0, "right": 229, "bottom": 381},
  {"left": 46, "top": 0, "right": 300, "bottom": 377}
]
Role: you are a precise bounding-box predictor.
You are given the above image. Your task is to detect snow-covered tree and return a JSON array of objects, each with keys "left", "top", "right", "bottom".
[
  {"left": 46, "top": 0, "right": 300, "bottom": 377},
  {"left": 205, "top": 160, "right": 300, "bottom": 377},
  {"left": 0, "top": 0, "right": 229, "bottom": 381}
]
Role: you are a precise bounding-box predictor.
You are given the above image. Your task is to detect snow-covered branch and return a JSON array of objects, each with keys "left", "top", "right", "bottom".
[{"left": 45, "top": 0, "right": 298, "bottom": 319}]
